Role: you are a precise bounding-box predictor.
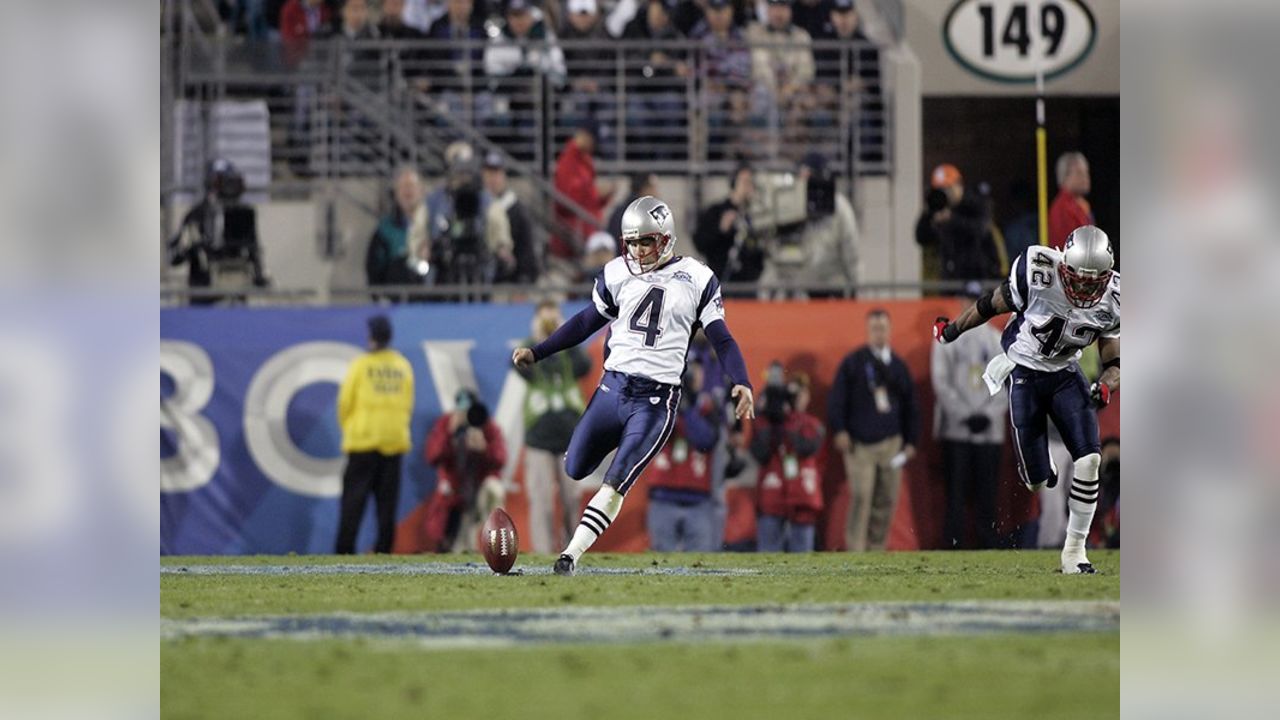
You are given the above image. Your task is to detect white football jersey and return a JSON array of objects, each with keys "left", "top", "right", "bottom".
[
  {"left": 1004, "top": 245, "right": 1120, "bottom": 372},
  {"left": 593, "top": 256, "right": 726, "bottom": 385}
]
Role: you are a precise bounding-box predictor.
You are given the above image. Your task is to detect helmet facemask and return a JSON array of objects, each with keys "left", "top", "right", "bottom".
[
  {"left": 1058, "top": 263, "right": 1112, "bottom": 308},
  {"left": 623, "top": 232, "right": 673, "bottom": 275}
]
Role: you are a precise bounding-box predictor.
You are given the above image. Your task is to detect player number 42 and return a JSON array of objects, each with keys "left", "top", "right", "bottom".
[{"left": 1031, "top": 315, "right": 1100, "bottom": 358}]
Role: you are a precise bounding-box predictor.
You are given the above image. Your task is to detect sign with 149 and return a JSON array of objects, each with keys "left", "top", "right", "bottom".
[{"left": 944, "top": 0, "right": 1097, "bottom": 83}]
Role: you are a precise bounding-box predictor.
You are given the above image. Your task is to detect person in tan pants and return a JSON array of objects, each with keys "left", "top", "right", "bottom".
[{"left": 828, "top": 309, "right": 920, "bottom": 551}]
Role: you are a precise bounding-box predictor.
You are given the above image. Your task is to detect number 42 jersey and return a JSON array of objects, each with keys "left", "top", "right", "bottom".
[
  {"left": 1003, "top": 245, "right": 1120, "bottom": 373},
  {"left": 593, "top": 255, "right": 725, "bottom": 385}
]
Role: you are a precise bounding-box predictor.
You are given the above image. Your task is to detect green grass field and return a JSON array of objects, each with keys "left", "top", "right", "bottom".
[{"left": 161, "top": 550, "right": 1119, "bottom": 719}]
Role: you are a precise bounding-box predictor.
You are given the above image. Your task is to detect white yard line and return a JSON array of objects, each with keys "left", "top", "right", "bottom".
[
  {"left": 161, "top": 562, "right": 760, "bottom": 577},
  {"left": 162, "top": 601, "right": 1119, "bottom": 648}
]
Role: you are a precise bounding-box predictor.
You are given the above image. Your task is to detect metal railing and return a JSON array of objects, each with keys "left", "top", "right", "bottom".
[
  {"left": 169, "top": 35, "right": 890, "bottom": 187},
  {"left": 162, "top": 26, "right": 898, "bottom": 303},
  {"left": 161, "top": 279, "right": 984, "bottom": 307}
]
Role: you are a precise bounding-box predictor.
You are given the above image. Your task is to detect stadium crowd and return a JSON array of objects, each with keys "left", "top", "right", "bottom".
[
  {"left": 173, "top": 0, "right": 1110, "bottom": 300},
  {"left": 177, "top": 3, "right": 1117, "bottom": 553},
  {"left": 178, "top": 147, "right": 1100, "bottom": 300}
]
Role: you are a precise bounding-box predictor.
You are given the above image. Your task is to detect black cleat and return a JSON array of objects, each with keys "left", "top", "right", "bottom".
[
  {"left": 553, "top": 554, "right": 575, "bottom": 576},
  {"left": 1064, "top": 562, "right": 1097, "bottom": 575}
]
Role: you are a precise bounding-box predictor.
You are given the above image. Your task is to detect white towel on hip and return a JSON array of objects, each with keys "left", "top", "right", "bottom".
[{"left": 983, "top": 353, "right": 1017, "bottom": 396}]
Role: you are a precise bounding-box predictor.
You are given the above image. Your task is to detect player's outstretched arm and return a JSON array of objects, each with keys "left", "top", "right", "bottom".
[
  {"left": 1090, "top": 335, "right": 1120, "bottom": 407},
  {"left": 703, "top": 319, "right": 755, "bottom": 420},
  {"left": 512, "top": 305, "right": 611, "bottom": 369},
  {"left": 933, "top": 282, "right": 1014, "bottom": 344}
]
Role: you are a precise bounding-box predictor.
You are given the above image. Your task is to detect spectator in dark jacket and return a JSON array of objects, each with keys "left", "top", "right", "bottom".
[
  {"left": 379, "top": 0, "right": 425, "bottom": 38},
  {"left": 670, "top": 0, "right": 705, "bottom": 36},
  {"left": 338, "top": 0, "right": 382, "bottom": 79},
  {"left": 482, "top": 0, "right": 567, "bottom": 161},
  {"left": 914, "top": 163, "right": 999, "bottom": 290},
  {"left": 790, "top": 0, "right": 832, "bottom": 37},
  {"left": 621, "top": 0, "right": 690, "bottom": 159},
  {"left": 366, "top": 167, "right": 426, "bottom": 290},
  {"left": 693, "top": 163, "right": 763, "bottom": 288},
  {"left": 828, "top": 308, "right": 919, "bottom": 551},
  {"left": 426, "top": 0, "right": 487, "bottom": 83},
  {"left": 379, "top": 0, "right": 432, "bottom": 91},
  {"left": 559, "top": 0, "right": 616, "bottom": 153},
  {"left": 811, "top": 0, "right": 884, "bottom": 167},
  {"left": 424, "top": 0, "right": 489, "bottom": 123},
  {"left": 691, "top": 0, "right": 753, "bottom": 159}
]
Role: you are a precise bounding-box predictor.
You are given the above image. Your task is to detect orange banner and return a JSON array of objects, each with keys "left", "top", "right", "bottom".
[{"left": 406, "top": 298, "right": 1120, "bottom": 554}]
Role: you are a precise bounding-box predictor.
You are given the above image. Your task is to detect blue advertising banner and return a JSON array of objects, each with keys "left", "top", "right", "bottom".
[{"left": 160, "top": 302, "right": 587, "bottom": 555}]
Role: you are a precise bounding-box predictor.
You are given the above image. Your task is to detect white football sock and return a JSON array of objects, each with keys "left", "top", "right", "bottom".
[
  {"left": 563, "top": 485, "right": 625, "bottom": 561},
  {"left": 1064, "top": 454, "right": 1101, "bottom": 554}
]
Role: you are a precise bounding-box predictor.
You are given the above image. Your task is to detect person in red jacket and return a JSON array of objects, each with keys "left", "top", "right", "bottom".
[
  {"left": 423, "top": 389, "right": 508, "bottom": 552},
  {"left": 550, "top": 120, "right": 615, "bottom": 277},
  {"left": 279, "top": 0, "right": 332, "bottom": 68},
  {"left": 646, "top": 362, "right": 721, "bottom": 552},
  {"left": 1048, "top": 151, "right": 1095, "bottom": 250},
  {"left": 752, "top": 366, "right": 825, "bottom": 552}
]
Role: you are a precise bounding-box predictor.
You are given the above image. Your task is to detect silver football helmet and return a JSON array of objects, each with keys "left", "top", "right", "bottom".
[
  {"left": 619, "top": 195, "right": 677, "bottom": 274},
  {"left": 1059, "top": 225, "right": 1114, "bottom": 307}
]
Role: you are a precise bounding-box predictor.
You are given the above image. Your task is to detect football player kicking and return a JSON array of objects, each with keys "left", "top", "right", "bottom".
[
  {"left": 933, "top": 225, "right": 1119, "bottom": 574},
  {"left": 513, "top": 197, "right": 755, "bottom": 576}
]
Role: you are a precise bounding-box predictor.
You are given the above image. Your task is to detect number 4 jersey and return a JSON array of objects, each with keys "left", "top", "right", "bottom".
[
  {"left": 593, "top": 255, "right": 725, "bottom": 385},
  {"left": 1003, "top": 245, "right": 1120, "bottom": 372}
]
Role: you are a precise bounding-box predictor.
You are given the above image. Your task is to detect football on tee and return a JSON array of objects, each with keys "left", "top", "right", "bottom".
[{"left": 482, "top": 508, "right": 519, "bottom": 575}]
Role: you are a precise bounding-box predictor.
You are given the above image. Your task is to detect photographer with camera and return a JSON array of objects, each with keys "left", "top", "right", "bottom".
[
  {"left": 646, "top": 360, "right": 722, "bottom": 552},
  {"left": 410, "top": 143, "right": 511, "bottom": 296},
  {"left": 167, "top": 158, "right": 269, "bottom": 305},
  {"left": 751, "top": 364, "right": 825, "bottom": 552},
  {"left": 694, "top": 163, "right": 763, "bottom": 290},
  {"left": 757, "top": 153, "right": 860, "bottom": 298},
  {"left": 423, "top": 389, "right": 509, "bottom": 552},
  {"left": 913, "top": 163, "right": 1000, "bottom": 293}
]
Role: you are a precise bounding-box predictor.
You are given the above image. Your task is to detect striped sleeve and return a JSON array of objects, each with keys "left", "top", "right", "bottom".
[
  {"left": 1008, "top": 251, "right": 1030, "bottom": 311},
  {"left": 696, "top": 273, "right": 725, "bottom": 328},
  {"left": 592, "top": 269, "right": 620, "bottom": 319}
]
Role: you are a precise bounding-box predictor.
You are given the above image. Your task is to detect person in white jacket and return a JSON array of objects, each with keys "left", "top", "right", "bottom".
[
  {"left": 930, "top": 284, "right": 1006, "bottom": 549},
  {"left": 758, "top": 153, "right": 860, "bottom": 298},
  {"left": 483, "top": 0, "right": 567, "bottom": 86}
]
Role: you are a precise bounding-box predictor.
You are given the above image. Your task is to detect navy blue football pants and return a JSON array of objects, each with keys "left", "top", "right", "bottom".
[
  {"left": 563, "top": 371, "right": 681, "bottom": 496},
  {"left": 1007, "top": 365, "right": 1100, "bottom": 487}
]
